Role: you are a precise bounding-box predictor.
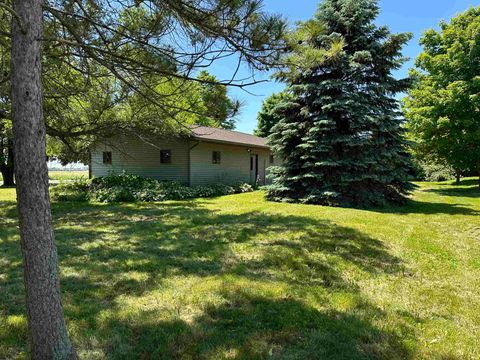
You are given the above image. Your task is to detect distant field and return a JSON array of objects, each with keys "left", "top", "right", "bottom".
[
  {"left": 0, "top": 170, "right": 88, "bottom": 184},
  {"left": 48, "top": 170, "right": 89, "bottom": 181}
]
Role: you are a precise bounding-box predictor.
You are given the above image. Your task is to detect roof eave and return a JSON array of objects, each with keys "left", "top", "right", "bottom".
[{"left": 190, "top": 136, "right": 270, "bottom": 149}]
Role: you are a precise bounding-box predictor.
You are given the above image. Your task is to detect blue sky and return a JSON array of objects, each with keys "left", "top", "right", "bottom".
[{"left": 209, "top": 0, "right": 479, "bottom": 134}]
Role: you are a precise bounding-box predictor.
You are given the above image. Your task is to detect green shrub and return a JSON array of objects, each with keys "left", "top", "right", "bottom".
[
  {"left": 51, "top": 174, "right": 254, "bottom": 203},
  {"left": 50, "top": 179, "right": 90, "bottom": 202},
  {"left": 416, "top": 161, "right": 456, "bottom": 182}
]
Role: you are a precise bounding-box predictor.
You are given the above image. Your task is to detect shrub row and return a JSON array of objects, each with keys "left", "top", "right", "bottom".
[{"left": 51, "top": 174, "right": 254, "bottom": 203}]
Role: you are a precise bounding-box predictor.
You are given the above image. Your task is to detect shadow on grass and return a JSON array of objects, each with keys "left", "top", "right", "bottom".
[
  {"left": 102, "top": 288, "right": 411, "bottom": 360},
  {"left": 375, "top": 198, "right": 479, "bottom": 215},
  {"left": 424, "top": 185, "right": 480, "bottom": 199},
  {"left": 1, "top": 199, "right": 413, "bottom": 359},
  {"left": 448, "top": 178, "right": 478, "bottom": 187},
  {"left": 0, "top": 185, "right": 16, "bottom": 189}
]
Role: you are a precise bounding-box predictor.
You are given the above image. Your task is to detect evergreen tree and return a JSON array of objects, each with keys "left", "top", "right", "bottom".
[
  {"left": 267, "top": 0, "right": 413, "bottom": 207},
  {"left": 255, "top": 91, "right": 291, "bottom": 137}
]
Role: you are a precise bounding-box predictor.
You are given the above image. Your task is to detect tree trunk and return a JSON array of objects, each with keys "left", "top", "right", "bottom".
[
  {"left": 455, "top": 170, "right": 461, "bottom": 185},
  {"left": 11, "top": 1, "right": 77, "bottom": 359},
  {"left": 0, "top": 139, "right": 15, "bottom": 187}
]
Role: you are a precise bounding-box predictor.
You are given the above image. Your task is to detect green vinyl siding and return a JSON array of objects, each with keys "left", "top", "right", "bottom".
[
  {"left": 91, "top": 137, "right": 274, "bottom": 186},
  {"left": 189, "top": 142, "right": 271, "bottom": 186},
  {"left": 91, "top": 137, "right": 189, "bottom": 183}
]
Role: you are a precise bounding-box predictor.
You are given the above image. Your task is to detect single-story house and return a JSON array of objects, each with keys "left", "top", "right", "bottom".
[{"left": 90, "top": 126, "right": 277, "bottom": 186}]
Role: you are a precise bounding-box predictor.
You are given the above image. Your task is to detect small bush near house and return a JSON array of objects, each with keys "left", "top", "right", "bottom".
[
  {"left": 51, "top": 174, "right": 254, "bottom": 203},
  {"left": 50, "top": 179, "right": 90, "bottom": 202}
]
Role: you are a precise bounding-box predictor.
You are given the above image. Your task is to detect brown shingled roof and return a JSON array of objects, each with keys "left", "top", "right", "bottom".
[{"left": 190, "top": 126, "right": 269, "bottom": 149}]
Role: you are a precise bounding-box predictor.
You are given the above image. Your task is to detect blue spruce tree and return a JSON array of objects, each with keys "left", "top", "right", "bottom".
[{"left": 267, "top": 0, "right": 413, "bottom": 207}]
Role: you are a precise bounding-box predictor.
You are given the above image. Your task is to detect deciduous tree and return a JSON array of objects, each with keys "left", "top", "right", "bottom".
[
  {"left": 254, "top": 91, "right": 291, "bottom": 137},
  {"left": 197, "top": 70, "right": 240, "bottom": 130},
  {"left": 0, "top": 120, "right": 14, "bottom": 186},
  {"left": 0, "top": 16, "right": 14, "bottom": 186},
  {"left": 403, "top": 7, "right": 480, "bottom": 187}
]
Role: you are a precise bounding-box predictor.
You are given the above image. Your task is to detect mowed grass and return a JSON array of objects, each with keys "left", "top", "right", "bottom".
[{"left": 0, "top": 180, "right": 479, "bottom": 359}]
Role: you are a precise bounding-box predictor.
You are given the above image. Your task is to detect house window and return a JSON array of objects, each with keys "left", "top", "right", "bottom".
[
  {"left": 103, "top": 151, "right": 112, "bottom": 165},
  {"left": 212, "top": 151, "right": 221, "bottom": 164},
  {"left": 269, "top": 155, "right": 274, "bottom": 164},
  {"left": 160, "top": 150, "right": 172, "bottom": 164}
]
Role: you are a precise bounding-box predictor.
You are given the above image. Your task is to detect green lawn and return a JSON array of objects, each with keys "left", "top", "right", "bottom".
[{"left": 0, "top": 180, "right": 479, "bottom": 359}]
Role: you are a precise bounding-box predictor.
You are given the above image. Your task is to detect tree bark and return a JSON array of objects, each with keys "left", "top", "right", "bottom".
[
  {"left": 11, "top": 1, "right": 77, "bottom": 359},
  {"left": 455, "top": 170, "right": 461, "bottom": 185},
  {"left": 0, "top": 139, "right": 15, "bottom": 187}
]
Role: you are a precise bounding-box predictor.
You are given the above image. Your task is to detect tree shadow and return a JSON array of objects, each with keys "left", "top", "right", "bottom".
[
  {"left": 436, "top": 179, "right": 478, "bottom": 187},
  {"left": 102, "top": 288, "right": 412, "bottom": 360},
  {"left": 51, "top": 206, "right": 405, "bottom": 292},
  {"left": 0, "top": 199, "right": 414, "bottom": 359},
  {"left": 0, "top": 200, "right": 17, "bottom": 217},
  {"left": 424, "top": 186, "right": 480, "bottom": 199},
  {"left": 0, "top": 184, "right": 16, "bottom": 189},
  {"left": 372, "top": 199, "right": 479, "bottom": 215}
]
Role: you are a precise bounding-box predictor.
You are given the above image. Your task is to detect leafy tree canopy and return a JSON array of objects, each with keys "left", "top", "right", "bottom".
[
  {"left": 46, "top": 69, "right": 240, "bottom": 164},
  {"left": 1, "top": 0, "right": 286, "bottom": 164},
  {"left": 403, "top": 6, "right": 480, "bottom": 183},
  {"left": 254, "top": 91, "right": 292, "bottom": 137},
  {"left": 197, "top": 70, "right": 240, "bottom": 130}
]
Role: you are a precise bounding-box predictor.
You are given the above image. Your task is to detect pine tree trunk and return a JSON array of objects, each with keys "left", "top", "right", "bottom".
[
  {"left": 0, "top": 139, "right": 15, "bottom": 187},
  {"left": 11, "top": 1, "right": 77, "bottom": 359}
]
